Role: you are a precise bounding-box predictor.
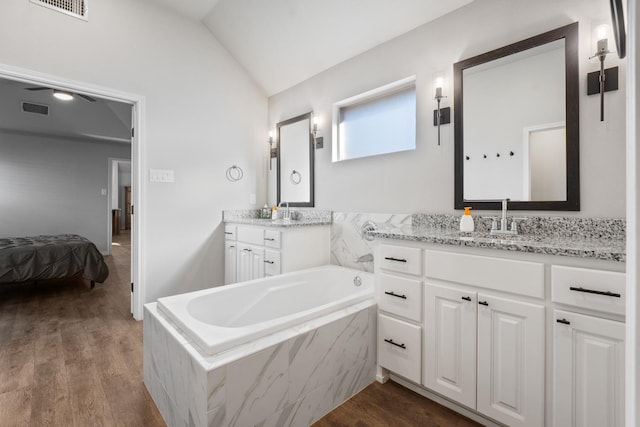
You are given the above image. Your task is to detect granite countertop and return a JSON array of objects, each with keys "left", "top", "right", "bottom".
[
  {"left": 224, "top": 217, "right": 331, "bottom": 228},
  {"left": 223, "top": 209, "right": 332, "bottom": 228},
  {"left": 368, "top": 225, "right": 626, "bottom": 262}
]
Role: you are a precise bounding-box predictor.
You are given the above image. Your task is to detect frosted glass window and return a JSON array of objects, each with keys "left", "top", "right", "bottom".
[{"left": 332, "top": 77, "right": 416, "bottom": 162}]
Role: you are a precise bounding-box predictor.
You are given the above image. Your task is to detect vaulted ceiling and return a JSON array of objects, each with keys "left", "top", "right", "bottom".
[{"left": 151, "top": 0, "right": 475, "bottom": 96}]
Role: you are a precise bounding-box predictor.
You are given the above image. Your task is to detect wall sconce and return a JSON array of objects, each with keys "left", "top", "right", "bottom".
[
  {"left": 311, "top": 115, "right": 323, "bottom": 149},
  {"left": 267, "top": 131, "right": 277, "bottom": 170},
  {"left": 433, "top": 76, "right": 450, "bottom": 146},
  {"left": 588, "top": 24, "right": 619, "bottom": 121}
]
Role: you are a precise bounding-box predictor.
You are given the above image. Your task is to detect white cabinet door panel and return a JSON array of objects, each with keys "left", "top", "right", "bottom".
[
  {"left": 553, "top": 310, "right": 624, "bottom": 427},
  {"left": 477, "top": 293, "right": 544, "bottom": 427},
  {"left": 423, "top": 283, "right": 477, "bottom": 409},
  {"left": 224, "top": 241, "right": 237, "bottom": 285}
]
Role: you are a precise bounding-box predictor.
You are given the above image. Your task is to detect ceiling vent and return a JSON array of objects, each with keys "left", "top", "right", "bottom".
[
  {"left": 22, "top": 102, "right": 50, "bottom": 116},
  {"left": 30, "top": 0, "right": 88, "bottom": 20}
]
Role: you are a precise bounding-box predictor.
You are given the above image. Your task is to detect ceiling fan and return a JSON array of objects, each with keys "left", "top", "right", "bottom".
[{"left": 25, "top": 87, "right": 97, "bottom": 102}]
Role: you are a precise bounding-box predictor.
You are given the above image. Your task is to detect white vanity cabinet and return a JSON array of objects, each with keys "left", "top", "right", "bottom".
[
  {"left": 552, "top": 266, "right": 625, "bottom": 427},
  {"left": 224, "top": 223, "right": 330, "bottom": 285},
  {"left": 423, "top": 251, "right": 545, "bottom": 427},
  {"left": 375, "top": 237, "right": 625, "bottom": 427}
]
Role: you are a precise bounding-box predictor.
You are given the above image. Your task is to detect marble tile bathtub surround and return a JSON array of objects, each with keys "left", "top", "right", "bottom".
[
  {"left": 144, "top": 302, "right": 376, "bottom": 427},
  {"left": 412, "top": 213, "right": 626, "bottom": 240},
  {"left": 330, "top": 212, "right": 412, "bottom": 272}
]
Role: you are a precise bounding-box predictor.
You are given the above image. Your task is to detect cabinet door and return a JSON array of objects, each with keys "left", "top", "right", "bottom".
[
  {"left": 237, "top": 243, "right": 253, "bottom": 282},
  {"left": 250, "top": 246, "right": 265, "bottom": 280},
  {"left": 264, "top": 249, "right": 281, "bottom": 276},
  {"left": 553, "top": 310, "right": 624, "bottom": 427},
  {"left": 224, "top": 241, "right": 237, "bottom": 285},
  {"left": 423, "top": 284, "right": 477, "bottom": 409},
  {"left": 477, "top": 293, "right": 545, "bottom": 427}
]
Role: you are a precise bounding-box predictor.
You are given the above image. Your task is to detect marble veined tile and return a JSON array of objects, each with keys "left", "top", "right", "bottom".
[
  {"left": 225, "top": 342, "right": 290, "bottom": 426},
  {"left": 258, "top": 380, "right": 335, "bottom": 427},
  {"left": 206, "top": 367, "right": 226, "bottom": 412},
  {"left": 331, "top": 212, "right": 411, "bottom": 272},
  {"left": 288, "top": 308, "right": 373, "bottom": 403}
]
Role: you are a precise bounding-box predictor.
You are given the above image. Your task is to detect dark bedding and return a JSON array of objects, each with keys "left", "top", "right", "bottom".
[{"left": 0, "top": 234, "right": 109, "bottom": 285}]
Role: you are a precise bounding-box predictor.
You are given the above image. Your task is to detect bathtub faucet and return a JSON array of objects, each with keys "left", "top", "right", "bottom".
[
  {"left": 355, "top": 253, "right": 374, "bottom": 263},
  {"left": 277, "top": 201, "right": 290, "bottom": 220}
]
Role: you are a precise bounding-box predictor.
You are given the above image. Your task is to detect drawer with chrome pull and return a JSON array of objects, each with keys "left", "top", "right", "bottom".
[
  {"left": 378, "top": 313, "right": 421, "bottom": 383},
  {"left": 551, "top": 265, "right": 625, "bottom": 315},
  {"left": 379, "top": 244, "right": 422, "bottom": 276},
  {"left": 378, "top": 273, "right": 422, "bottom": 322}
]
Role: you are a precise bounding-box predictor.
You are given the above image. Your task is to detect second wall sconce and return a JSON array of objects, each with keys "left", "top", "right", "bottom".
[
  {"left": 433, "top": 76, "right": 451, "bottom": 145},
  {"left": 311, "top": 115, "right": 323, "bottom": 149},
  {"left": 587, "top": 24, "right": 619, "bottom": 121},
  {"left": 268, "top": 131, "right": 277, "bottom": 170}
]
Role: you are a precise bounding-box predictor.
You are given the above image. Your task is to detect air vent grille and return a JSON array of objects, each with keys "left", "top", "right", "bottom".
[
  {"left": 30, "top": 0, "right": 88, "bottom": 20},
  {"left": 22, "top": 102, "right": 50, "bottom": 116}
]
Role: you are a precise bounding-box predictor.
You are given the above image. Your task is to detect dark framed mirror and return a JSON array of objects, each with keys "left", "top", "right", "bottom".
[
  {"left": 454, "top": 22, "right": 579, "bottom": 210},
  {"left": 277, "top": 112, "right": 315, "bottom": 207},
  {"left": 610, "top": 0, "right": 626, "bottom": 59}
]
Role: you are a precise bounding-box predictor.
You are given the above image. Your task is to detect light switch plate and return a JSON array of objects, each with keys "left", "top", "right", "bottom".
[{"left": 150, "top": 169, "right": 175, "bottom": 182}]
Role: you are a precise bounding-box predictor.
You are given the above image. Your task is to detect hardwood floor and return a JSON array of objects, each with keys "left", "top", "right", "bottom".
[
  {"left": 1, "top": 232, "right": 480, "bottom": 427},
  {"left": 313, "top": 380, "right": 482, "bottom": 427},
  {"left": 0, "top": 231, "right": 165, "bottom": 427}
]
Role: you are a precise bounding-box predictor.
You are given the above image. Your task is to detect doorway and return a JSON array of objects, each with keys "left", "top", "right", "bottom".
[{"left": 0, "top": 63, "right": 145, "bottom": 319}]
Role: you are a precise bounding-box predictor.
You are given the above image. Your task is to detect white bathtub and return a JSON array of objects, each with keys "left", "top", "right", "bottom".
[{"left": 156, "top": 265, "right": 374, "bottom": 355}]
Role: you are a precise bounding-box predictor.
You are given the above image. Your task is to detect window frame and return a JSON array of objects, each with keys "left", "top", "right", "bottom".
[{"left": 331, "top": 75, "right": 417, "bottom": 162}]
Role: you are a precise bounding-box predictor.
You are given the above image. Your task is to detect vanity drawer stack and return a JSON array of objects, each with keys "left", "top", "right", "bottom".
[{"left": 377, "top": 243, "right": 423, "bottom": 384}]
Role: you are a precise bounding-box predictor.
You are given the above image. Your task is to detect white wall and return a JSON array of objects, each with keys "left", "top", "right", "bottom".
[
  {"left": 0, "top": 130, "right": 130, "bottom": 253},
  {"left": 268, "top": 0, "right": 626, "bottom": 218},
  {"left": 0, "top": 0, "right": 267, "bottom": 301}
]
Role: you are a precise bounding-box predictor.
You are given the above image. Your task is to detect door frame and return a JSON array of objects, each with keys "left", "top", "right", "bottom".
[
  {"left": 107, "top": 157, "right": 132, "bottom": 255},
  {"left": 0, "top": 63, "right": 146, "bottom": 320}
]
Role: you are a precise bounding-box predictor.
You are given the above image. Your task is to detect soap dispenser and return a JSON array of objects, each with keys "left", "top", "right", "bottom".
[{"left": 460, "top": 207, "right": 474, "bottom": 232}]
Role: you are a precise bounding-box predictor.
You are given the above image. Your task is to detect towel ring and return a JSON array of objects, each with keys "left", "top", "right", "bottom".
[
  {"left": 290, "top": 170, "right": 302, "bottom": 185},
  {"left": 226, "top": 165, "right": 243, "bottom": 182}
]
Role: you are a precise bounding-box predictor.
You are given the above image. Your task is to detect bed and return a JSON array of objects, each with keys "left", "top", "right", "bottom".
[{"left": 0, "top": 234, "right": 109, "bottom": 288}]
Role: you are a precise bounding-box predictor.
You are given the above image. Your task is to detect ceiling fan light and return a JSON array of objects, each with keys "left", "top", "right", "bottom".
[{"left": 53, "top": 90, "right": 74, "bottom": 101}]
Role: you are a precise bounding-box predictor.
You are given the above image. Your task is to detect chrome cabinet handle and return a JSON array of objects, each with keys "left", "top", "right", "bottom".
[
  {"left": 384, "top": 338, "right": 406, "bottom": 349},
  {"left": 569, "top": 286, "right": 621, "bottom": 298}
]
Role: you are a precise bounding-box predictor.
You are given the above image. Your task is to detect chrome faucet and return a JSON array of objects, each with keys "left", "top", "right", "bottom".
[
  {"left": 277, "top": 201, "right": 290, "bottom": 220},
  {"left": 490, "top": 198, "right": 521, "bottom": 236}
]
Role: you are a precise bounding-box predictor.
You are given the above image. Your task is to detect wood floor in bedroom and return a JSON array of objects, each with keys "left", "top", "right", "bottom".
[{"left": 0, "top": 231, "right": 480, "bottom": 427}]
